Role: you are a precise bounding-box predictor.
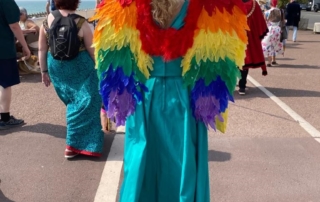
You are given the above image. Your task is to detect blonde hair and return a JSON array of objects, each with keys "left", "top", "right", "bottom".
[{"left": 151, "top": 0, "right": 183, "bottom": 28}]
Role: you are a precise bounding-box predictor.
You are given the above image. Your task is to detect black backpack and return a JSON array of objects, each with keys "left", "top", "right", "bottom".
[{"left": 49, "top": 10, "right": 85, "bottom": 60}]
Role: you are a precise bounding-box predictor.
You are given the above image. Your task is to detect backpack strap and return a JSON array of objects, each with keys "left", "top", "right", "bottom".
[
  {"left": 68, "top": 13, "right": 82, "bottom": 20},
  {"left": 67, "top": 13, "right": 85, "bottom": 31},
  {"left": 49, "top": 10, "right": 63, "bottom": 29},
  {"left": 52, "top": 10, "right": 62, "bottom": 18},
  {"left": 76, "top": 17, "right": 86, "bottom": 31}
]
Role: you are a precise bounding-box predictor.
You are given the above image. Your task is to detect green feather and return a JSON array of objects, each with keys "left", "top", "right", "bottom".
[
  {"left": 183, "top": 57, "right": 241, "bottom": 94},
  {"left": 96, "top": 46, "right": 146, "bottom": 83}
]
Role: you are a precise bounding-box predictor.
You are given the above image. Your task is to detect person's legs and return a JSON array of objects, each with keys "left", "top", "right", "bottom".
[
  {"left": 0, "top": 86, "right": 12, "bottom": 122},
  {"left": 0, "top": 85, "right": 23, "bottom": 129},
  {"left": 238, "top": 69, "right": 248, "bottom": 95},
  {"left": 0, "top": 59, "right": 24, "bottom": 128},
  {"left": 266, "top": 56, "right": 272, "bottom": 67},
  {"left": 272, "top": 53, "right": 278, "bottom": 65},
  {"left": 293, "top": 26, "right": 298, "bottom": 41},
  {"left": 283, "top": 39, "right": 286, "bottom": 53}
]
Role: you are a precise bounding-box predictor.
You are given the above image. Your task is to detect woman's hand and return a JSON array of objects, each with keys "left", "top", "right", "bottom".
[{"left": 42, "top": 72, "right": 51, "bottom": 87}]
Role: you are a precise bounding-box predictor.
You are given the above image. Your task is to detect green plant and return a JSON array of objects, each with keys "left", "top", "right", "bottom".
[
  {"left": 278, "top": 0, "right": 288, "bottom": 8},
  {"left": 278, "top": 0, "right": 309, "bottom": 8}
]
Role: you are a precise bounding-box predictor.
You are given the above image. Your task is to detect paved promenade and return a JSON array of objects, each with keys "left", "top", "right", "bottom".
[{"left": 1, "top": 30, "right": 320, "bottom": 202}]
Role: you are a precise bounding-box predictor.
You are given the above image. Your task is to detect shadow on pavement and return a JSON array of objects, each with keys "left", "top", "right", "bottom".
[
  {"left": 0, "top": 123, "right": 117, "bottom": 163},
  {"left": 233, "top": 104, "right": 296, "bottom": 122},
  {"left": 285, "top": 44, "right": 302, "bottom": 49},
  {"left": 0, "top": 190, "right": 15, "bottom": 202},
  {"left": 0, "top": 123, "right": 66, "bottom": 138},
  {"left": 208, "top": 150, "right": 231, "bottom": 162},
  {"left": 235, "top": 86, "right": 320, "bottom": 99},
  {"left": 276, "top": 57, "right": 296, "bottom": 61},
  {"left": 264, "top": 87, "right": 320, "bottom": 98},
  {"left": 19, "top": 74, "right": 42, "bottom": 83},
  {"left": 295, "top": 40, "right": 320, "bottom": 43},
  {"left": 276, "top": 64, "right": 319, "bottom": 69}
]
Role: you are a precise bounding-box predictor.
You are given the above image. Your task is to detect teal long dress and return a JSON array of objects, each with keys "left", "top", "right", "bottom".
[
  {"left": 47, "top": 50, "right": 104, "bottom": 156},
  {"left": 119, "top": 2, "right": 210, "bottom": 201}
]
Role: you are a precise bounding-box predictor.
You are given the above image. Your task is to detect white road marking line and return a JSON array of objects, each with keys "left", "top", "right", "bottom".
[
  {"left": 94, "top": 134, "right": 124, "bottom": 202},
  {"left": 116, "top": 126, "right": 126, "bottom": 133},
  {"left": 248, "top": 75, "right": 320, "bottom": 142}
]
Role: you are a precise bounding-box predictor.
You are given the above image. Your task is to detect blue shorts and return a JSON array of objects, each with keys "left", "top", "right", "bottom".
[{"left": 0, "top": 58, "right": 20, "bottom": 88}]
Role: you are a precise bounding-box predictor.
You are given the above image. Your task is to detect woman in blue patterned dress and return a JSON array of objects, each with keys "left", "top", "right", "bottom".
[{"left": 38, "top": 0, "right": 103, "bottom": 159}]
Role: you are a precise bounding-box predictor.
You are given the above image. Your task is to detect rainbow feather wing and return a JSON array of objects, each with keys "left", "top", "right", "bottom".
[
  {"left": 182, "top": 1, "right": 249, "bottom": 132},
  {"left": 91, "top": 0, "right": 153, "bottom": 126}
]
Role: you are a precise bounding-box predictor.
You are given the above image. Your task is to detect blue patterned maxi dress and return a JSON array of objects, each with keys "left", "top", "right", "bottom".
[{"left": 45, "top": 19, "right": 104, "bottom": 156}]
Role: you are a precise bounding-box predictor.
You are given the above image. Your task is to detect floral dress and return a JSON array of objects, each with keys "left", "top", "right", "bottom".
[{"left": 262, "top": 8, "right": 284, "bottom": 56}]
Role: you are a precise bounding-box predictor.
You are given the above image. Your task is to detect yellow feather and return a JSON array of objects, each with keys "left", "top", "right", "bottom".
[
  {"left": 93, "top": 22, "right": 153, "bottom": 77},
  {"left": 182, "top": 29, "right": 247, "bottom": 75}
]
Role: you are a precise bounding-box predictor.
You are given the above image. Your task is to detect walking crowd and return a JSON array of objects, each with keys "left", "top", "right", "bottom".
[
  {"left": 239, "top": 0, "right": 301, "bottom": 95},
  {"left": 0, "top": 0, "right": 303, "bottom": 201}
]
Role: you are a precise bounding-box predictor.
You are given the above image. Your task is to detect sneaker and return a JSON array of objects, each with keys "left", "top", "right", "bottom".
[
  {"left": 0, "top": 121, "right": 6, "bottom": 130},
  {"left": 0, "top": 116, "right": 24, "bottom": 130},
  {"left": 65, "top": 149, "right": 79, "bottom": 159},
  {"left": 239, "top": 88, "right": 246, "bottom": 95}
]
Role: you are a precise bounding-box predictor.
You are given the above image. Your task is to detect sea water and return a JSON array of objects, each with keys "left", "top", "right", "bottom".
[{"left": 16, "top": 0, "right": 96, "bottom": 15}]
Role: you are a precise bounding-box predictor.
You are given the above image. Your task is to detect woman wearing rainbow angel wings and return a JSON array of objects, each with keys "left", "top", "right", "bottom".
[{"left": 92, "top": 0, "right": 249, "bottom": 201}]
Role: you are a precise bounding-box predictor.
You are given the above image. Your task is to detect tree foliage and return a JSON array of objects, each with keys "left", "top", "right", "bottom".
[{"left": 277, "top": 0, "right": 309, "bottom": 8}]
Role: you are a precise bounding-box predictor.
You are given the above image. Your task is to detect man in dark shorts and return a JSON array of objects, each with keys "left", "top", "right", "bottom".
[{"left": 0, "top": 0, "right": 30, "bottom": 129}]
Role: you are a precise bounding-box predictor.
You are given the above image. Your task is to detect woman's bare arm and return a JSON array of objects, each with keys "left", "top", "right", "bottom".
[
  {"left": 82, "top": 21, "right": 95, "bottom": 62},
  {"left": 26, "top": 20, "right": 40, "bottom": 33},
  {"left": 38, "top": 25, "right": 49, "bottom": 72}
]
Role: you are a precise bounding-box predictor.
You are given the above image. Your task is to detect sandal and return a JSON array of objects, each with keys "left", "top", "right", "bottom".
[{"left": 271, "top": 61, "right": 278, "bottom": 65}]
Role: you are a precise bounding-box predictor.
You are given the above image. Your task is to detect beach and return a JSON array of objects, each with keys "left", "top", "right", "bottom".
[{"left": 32, "top": 9, "right": 96, "bottom": 28}]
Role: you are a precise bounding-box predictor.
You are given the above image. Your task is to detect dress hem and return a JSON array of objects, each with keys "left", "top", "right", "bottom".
[{"left": 66, "top": 145, "right": 102, "bottom": 157}]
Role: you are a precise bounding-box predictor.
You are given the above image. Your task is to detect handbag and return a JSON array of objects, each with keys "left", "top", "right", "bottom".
[
  {"left": 280, "top": 26, "right": 288, "bottom": 42},
  {"left": 280, "top": 9, "right": 287, "bottom": 42}
]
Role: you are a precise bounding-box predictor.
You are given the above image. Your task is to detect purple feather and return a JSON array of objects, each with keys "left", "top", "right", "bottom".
[
  {"left": 191, "top": 77, "right": 232, "bottom": 130},
  {"left": 100, "top": 66, "right": 148, "bottom": 127},
  {"left": 194, "top": 96, "right": 223, "bottom": 130}
]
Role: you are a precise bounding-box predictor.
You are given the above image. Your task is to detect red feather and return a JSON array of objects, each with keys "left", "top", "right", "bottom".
[
  {"left": 118, "top": 0, "right": 133, "bottom": 7},
  {"left": 97, "top": 0, "right": 105, "bottom": 8},
  {"left": 136, "top": 0, "right": 202, "bottom": 60},
  {"left": 135, "top": 0, "right": 245, "bottom": 60},
  {"left": 203, "top": 0, "right": 246, "bottom": 15}
]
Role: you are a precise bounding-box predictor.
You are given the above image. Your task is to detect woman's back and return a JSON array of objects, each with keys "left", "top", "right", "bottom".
[
  {"left": 47, "top": 10, "right": 84, "bottom": 38},
  {"left": 45, "top": 9, "right": 94, "bottom": 60}
]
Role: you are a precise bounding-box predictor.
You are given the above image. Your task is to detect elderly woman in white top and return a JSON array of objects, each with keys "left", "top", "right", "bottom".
[
  {"left": 19, "top": 7, "right": 39, "bottom": 35},
  {"left": 17, "top": 7, "right": 40, "bottom": 55}
]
